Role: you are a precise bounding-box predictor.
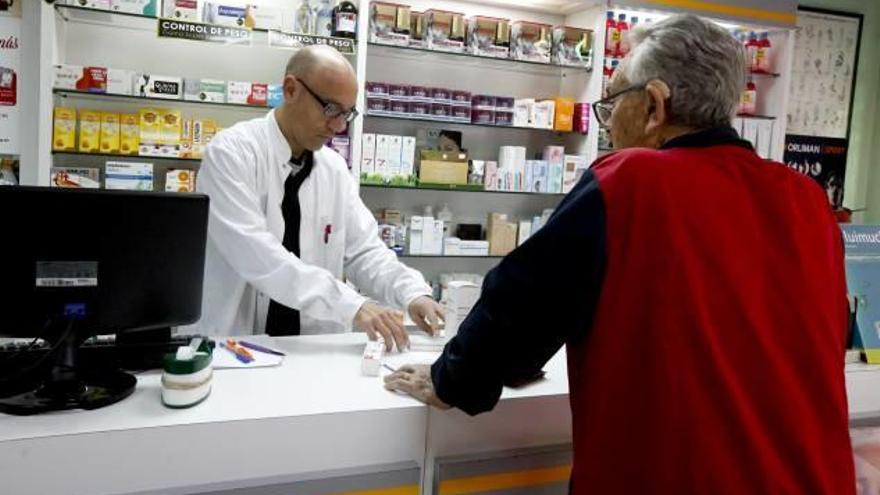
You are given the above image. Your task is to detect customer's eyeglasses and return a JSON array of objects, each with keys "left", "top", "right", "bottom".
[
  {"left": 298, "top": 79, "right": 360, "bottom": 123},
  {"left": 592, "top": 84, "right": 647, "bottom": 129}
]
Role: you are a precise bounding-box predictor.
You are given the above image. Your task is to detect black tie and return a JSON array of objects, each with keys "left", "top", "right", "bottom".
[{"left": 265, "top": 152, "right": 314, "bottom": 336}]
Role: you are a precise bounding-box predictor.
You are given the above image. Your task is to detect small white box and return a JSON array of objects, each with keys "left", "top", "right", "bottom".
[
  {"left": 226, "top": 81, "right": 251, "bottom": 105},
  {"left": 401, "top": 136, "right": 416, "bottom": 178},
  {"left": 361, "top": 133, "right": 376, "bottom": 175},
  {"left": 134, "top": 74, "right": 183, "bottom": 100},
  {"left": 184, "top": 78, "right": 226, "bottom": 103},
  {"left": 202, "top": 2, "right": 246, "bottom": 26},
  {"left": 106, "top": 69, "right": 133, "bottom": 95},
  {"left": 460, "top": 240, "right": 490, "bottom": 256},
  {"left": 80, "top": 0, "right": 111, "bottom": 9},
  {"left": 361, "top": 340, "right": 385, "bottom": 376},
  {"left": 409, "top": 216, "right": 424, "bottom": 255},
  {"left": 105, "top": 161, "right": 153, "bottom": 191},
  {"left": 432, "top": 220, "right": 444, "bottom": 255},
  {"left": 442, "top": 281, "right": 481, "bottom": 338},
  {"left": 517, "top": 221, "right": 532, "bottom": 246},
  {"left": 53, "top": 64, "right": 84, "bottom": 90},
  {"left": 513, "top": 98, "right": 534, "bottom": 127},
  {"left": 164, "top": 0, "right": 200, "bottom": 20},
  {"left": 533, "top": 100, "right": 556, "bottom": 129},
  {"left": 388, "top": 135, "right": 403, "bottom": 178},
  {"left": 564, "top": 154, "right": 588, "bottom": 192},
  {"left": 421, "top": 216, "right": 436, "bottom": 256},
  {"left": 756, "top": 120, "right": 773, "bottom": 158},
  {"left": 443, "top": 237, "right": 461, "bottom": 256},
  {"left": 111, "top": 0, "right": 156, "bottom": 15},
  {"left": 374, "top": 134, "right": 391, "bottom": 179}
]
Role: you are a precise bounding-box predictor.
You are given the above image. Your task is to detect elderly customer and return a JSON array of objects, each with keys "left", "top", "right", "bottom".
[{"left": 385, "top": 14, "right": 854, "bottom": 494}]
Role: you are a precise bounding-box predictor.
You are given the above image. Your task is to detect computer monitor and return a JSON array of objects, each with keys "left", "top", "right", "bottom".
[{"left": 0, "top": 186, "right": 209, "bottom": 415}]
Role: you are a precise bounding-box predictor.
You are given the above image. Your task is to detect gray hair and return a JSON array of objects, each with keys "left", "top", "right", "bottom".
[
  {"left": 285, "top": 44, "right": 355, "bottom": 79},
  {"left": 623, "top": 14, "right": 746, "bottom": 129}
]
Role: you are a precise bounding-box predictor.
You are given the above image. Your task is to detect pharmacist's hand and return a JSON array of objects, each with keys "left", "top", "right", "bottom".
[
  {"left": 384, "top": 364, "right": 451, "bottom": 410},
  {"left": 408, "top": 296, "right": 445, "bottom": 336},
  {"left": 355, "top": 302, "right": 407, "bottom": 352}
]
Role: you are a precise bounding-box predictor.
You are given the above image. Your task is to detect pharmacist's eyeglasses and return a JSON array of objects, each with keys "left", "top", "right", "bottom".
[
  {"left": 592, "top": 84, "right": 647, "bottom": 129},
  {"left": 298, "top": 79, "right": 359, "bottom": 123}
]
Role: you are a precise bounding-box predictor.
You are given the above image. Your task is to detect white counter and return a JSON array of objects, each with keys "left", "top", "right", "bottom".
[{"left": 0, "top": 333, "right": 877, "bottom": 495}]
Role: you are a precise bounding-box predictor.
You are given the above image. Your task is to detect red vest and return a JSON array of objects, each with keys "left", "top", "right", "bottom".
[{"left": 568, "top": 145, "right": 854, "bottom": 493}]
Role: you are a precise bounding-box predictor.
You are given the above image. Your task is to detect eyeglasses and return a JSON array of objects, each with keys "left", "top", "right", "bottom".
[
  {"left": 592, "top": 84, "right": 646, "bottom": 129},
  {"left": 298, "top": 79, "right": 359, "bottom": 123}
]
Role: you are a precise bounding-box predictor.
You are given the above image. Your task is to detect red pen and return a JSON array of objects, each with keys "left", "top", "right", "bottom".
[{"left": 324, "top": 224, "right": 332, "bottom": 244}]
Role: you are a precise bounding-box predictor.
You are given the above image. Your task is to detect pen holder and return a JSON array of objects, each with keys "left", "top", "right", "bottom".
[{"left": 161, "top": 339, "right": 213, "bottom": 408}]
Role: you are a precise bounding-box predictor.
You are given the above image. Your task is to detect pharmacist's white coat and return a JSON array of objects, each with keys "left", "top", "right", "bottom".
[{"left": 189, "top": 110, "right": 432, "bottom": 336}]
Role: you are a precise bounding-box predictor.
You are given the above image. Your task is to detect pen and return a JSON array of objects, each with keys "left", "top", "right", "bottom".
[
  {"left": 239, "top": 340, "right": 286, "bottom": 356},
  {"left": 220, "top": 341, "right": 252, "bottom": 364},
  {"left": 383, "top": 364, "right": 397, "bottom": 373},
  {"left": 226, "top": 338, "right": 255, "bottom": 361}
]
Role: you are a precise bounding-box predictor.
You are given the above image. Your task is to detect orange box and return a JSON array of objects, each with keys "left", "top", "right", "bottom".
[{"left": 553, "top": 97, "right": 574, "bottom": 132}]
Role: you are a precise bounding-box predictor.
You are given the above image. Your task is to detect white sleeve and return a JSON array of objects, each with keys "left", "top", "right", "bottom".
[
  {"left": 198, "top": 139, "right": 366, "bottom": 328},
  {"left": 341, "top": 175, "right": 434, "bottom": 310}
]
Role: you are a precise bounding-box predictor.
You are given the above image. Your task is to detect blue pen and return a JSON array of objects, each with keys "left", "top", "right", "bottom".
[
  {"left": 221, "top": 341, "right": 252, "bottom": 363},
  {"left": 239, "top": 340, "right": 286, "bottom": 356}
]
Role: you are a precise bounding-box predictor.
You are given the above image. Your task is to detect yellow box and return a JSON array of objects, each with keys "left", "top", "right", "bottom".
[
  {"left": 179, "top": 119, "right": 194, "bottom": 158},
  {"left": 52, "top": 107, "right": 77, "bottom": 151},
  {"left": 553, "top": 97, "right": 575, "bottom": 132},
  {"left": 99, "top": 112, "right": 120, "bottom": 154},
  {"left": 139, "top": 108, "right": 162, "bottom": 145},
  {"left": 191, "top": 119, "right": 218, "bottom": 159},
  {"left": 119, "top": 113, "right": 139, "bottom": 155},
  {"left": 78, "top": 110, "right": 101, "bottom": 153},
  {"left": 160, "top": 109, "right": 182, "bottom": 146}
]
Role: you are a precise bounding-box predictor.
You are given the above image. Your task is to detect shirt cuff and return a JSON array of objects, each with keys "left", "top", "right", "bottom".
[{"left": 337, "top": 292, "right": 368, "bottom": 331}]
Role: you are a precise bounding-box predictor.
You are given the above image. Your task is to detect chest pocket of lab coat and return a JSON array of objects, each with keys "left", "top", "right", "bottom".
[{"left": 317, "top": 214, "right": 345, "bottom": 279}]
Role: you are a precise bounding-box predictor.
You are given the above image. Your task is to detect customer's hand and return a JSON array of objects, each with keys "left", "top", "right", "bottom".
[
  {"left": 354, "top": 302, "right": 407, "bottom": 351},
  {"left": 384, "top": 364, "right": 451, "bottom": 410},
  {"left": 408, "top": 296, "right": 445, "bottom": 336}
]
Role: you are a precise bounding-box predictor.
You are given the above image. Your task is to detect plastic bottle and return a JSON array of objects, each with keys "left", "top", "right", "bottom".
[
  {"left": 739, "top": 78, "right": 757, "bottom": 115},
  {"left": 615, "top": 14, "right": 629, "bottom": 58},
  {"left": 332, "top": 0, "right": 358, "bottom": 39},
  {"left": 745, "top": 32, "right": 759, "bottom": 72},
  {"left": 757, "top": 32, "right": 772, "bottom": 73},
  {"left": 619, "top": 16, "right": 637, "bottom": 56},
  {"left": 295, "top": 0, "right": 315, "bottom": 34},
  {"left": 0, "top": 159, "right": 16, "bottom": 186},
  {"left": 617, "top": 14, "right": 630, "bottom": 57},
  {"left": 437, "top": 204, "right": 453, "bottom": 239},
  {"left": 604, "top": 11, "right": 617, "bottom": 56},
  {"left": 315, "top": 0, "right": 333, "bottom": 37},
  {"left": 602, "top": 59, "right": 612, "bottom": 89}
]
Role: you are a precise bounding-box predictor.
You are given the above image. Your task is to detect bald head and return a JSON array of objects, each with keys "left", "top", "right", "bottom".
[{"left": 285, "top": 45, "right": 356, "bottom": 82}]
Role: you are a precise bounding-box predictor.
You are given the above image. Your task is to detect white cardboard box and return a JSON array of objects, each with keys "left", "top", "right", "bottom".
[
  {"left": 409, "top": 216, "right": 424, "bottom": 255},
  {"left": 388, "top": 135, "right": 403, "bottom": 178},
  {"left": 374, "top": 134, "right": 391, "bottom": 179},
  {"left": 361, "top": 133, "right": 376, "bottom": 174},
  {"left": 421, "top": 216, "right": 436, "bottom": 255},
  {"left": 107, "top": 69, "right": 133, "bottom": 95},
  {"left": 401, "top": 136, "right": 416, "bottom": 178},
  {"left": 105, "top": 161, "right": 154, "bottom": 191}
]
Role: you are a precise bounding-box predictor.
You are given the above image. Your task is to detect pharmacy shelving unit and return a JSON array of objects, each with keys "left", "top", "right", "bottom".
[
  {"left": 25, "top": 0, "right": 364, "bottom": 190},
  {"left": 596, "top": 2, "right": 796, "bottom": 161},
  {"left": 357, "top": 0, "right": 601, "bottom": 282},
  {"left": 21, "top": 0, "right": 799, "bottom": 283}
]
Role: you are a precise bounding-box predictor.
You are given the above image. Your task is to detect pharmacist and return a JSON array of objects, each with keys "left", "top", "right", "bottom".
[
  {"left": 191, "top": 45, "right": 443, "bottom": 349},
  {"left": 386, "top": 14, "right": 854, "bottom": 493}
]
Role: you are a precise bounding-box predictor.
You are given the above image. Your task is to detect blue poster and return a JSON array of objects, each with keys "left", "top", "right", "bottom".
[{"left": 842, "top": 225, "right": 880, "bottom": 363}]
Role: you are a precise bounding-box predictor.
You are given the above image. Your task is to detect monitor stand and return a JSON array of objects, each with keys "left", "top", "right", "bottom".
[{"left": 0, "top": 328, "right": 136, "bottom": 416}]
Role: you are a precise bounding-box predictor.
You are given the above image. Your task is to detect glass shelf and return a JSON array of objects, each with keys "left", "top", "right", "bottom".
[
  {"left": 52, "top": 151, "right": 201, "bottom": 163},
  {"left": 53, "top": 89, "right": 271, "bottom": 112},
  {"left": 360, "top": 183, "right": 565, "bottom": 198},
  {"left": 367, "top": 42, "right": 591, "bottom": 74},
  {"left": 53, "top": 4, "right": 357, "bottom": 56},
  {"left": 365, "top": 112, "right": 573, "bottom": 134}
]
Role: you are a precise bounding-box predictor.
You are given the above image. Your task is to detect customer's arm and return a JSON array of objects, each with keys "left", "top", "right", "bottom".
[
  {"left": 430, "top": 173, "right": 608, "bottom": 415},
  {"left": 198, "top": 138, "right": 366, "bottom": 329}
]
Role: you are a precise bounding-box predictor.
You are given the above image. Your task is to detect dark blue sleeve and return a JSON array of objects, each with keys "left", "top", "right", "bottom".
[{"left": 431, "top": 171, "right": 608, "bottom": 415}]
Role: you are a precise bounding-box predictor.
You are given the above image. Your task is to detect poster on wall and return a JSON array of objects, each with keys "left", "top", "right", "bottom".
[
  {"left": 0, "top": 14, "right": 19, "bottom": 156},
  {"left": 784, "top": 7, "right": 862, "bottom": 209}
]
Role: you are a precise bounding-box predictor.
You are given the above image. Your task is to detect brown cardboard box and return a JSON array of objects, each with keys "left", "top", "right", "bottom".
[
  {"left": 419, "top": 150, "right": 469, "bottom": 185},
  {"left": 488, "top": 213, "right": 518, "bottom": 256}
]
